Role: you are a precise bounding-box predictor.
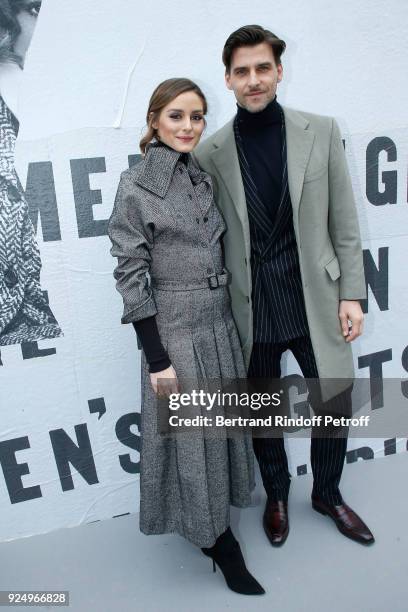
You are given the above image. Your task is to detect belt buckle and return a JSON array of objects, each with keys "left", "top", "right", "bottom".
[{"left": 207, "top": 273, "right": 219, "bottom": 289}]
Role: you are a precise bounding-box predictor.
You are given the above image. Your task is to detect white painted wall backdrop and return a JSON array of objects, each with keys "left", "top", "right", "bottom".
[{"left": 0, "top": 0, "right": 407, "bottom": 542}]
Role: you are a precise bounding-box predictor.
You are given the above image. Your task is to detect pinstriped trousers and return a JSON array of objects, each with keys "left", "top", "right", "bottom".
[{"left": 248, "top": 336, "right": 352, "bottom": 505}]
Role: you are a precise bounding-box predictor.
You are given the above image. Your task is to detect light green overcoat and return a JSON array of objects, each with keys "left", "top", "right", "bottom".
[{"left": 193, "top": 106, "right": 367, "bottom": 401}]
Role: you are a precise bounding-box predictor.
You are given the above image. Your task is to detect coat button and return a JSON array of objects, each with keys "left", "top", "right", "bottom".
[
  {"left": 207, "top": 267, "right": 213, "bottom": 274},
  {"left": 178, "top": 167, "right": 183, "bottom": 173},
  {"left": 4, "top": 267, "right": 18, "bottom": 288},
  {"left": 7, "top": 184, "right": 21, "bottom": 202},
  {"left": 196, "top": 217, "right": 200, "bottom": 223},
  {"left": 203, "top": 216, "right": 208, "bottom": 223}
]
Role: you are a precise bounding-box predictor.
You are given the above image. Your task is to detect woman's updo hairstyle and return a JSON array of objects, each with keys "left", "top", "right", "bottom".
[{"left": 139, "top": 77, "right": 207, "bottom": 155}]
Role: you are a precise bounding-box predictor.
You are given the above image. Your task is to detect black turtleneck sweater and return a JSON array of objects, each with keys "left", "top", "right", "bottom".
[{"left": 236, "top": 96, "right": 282, "bottom": 216}]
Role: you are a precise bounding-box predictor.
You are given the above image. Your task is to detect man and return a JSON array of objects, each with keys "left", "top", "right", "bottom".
[{"left": 194, "top": 24, "right": 374, "bottom": 546}]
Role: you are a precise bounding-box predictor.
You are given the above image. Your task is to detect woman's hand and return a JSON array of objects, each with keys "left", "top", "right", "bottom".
[{"left": 150, "top": 365, "right": 180, "bottom": 397}]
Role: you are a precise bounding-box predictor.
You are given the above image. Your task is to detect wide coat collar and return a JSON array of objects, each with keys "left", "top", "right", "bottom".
[{"left": 135, "top": 141, "right": 207, "bottom": 199}]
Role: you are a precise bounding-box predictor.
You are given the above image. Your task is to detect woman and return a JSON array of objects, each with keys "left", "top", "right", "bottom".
[
  {"left": 0, "top": 0, "right": 62, "bottom": 345},
  {"left": 108, "top": 78, "right": 264, "bottom": 596}
]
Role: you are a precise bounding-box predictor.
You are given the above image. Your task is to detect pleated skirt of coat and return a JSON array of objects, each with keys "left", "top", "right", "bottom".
[{"left": 139, "top": 284, "right": 255, "bottom": 548}]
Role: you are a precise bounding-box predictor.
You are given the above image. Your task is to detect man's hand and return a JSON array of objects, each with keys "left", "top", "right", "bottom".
[{"left": 338, "top": 300, "right": 364, "bottom": 342}]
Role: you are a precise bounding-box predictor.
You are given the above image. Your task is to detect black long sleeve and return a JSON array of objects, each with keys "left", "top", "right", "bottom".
[{"left": 132, "top": 316, "right": 171, "bottom": 373}]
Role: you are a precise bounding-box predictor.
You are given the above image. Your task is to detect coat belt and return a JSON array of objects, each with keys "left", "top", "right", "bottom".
[{"left": 151, "top": 268, "right": 231, "bottom": 291}]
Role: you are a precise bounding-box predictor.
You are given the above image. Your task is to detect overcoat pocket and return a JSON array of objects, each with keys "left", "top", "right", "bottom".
[{"left": 324, "top": 255, "right": 341, "bottom": 281}]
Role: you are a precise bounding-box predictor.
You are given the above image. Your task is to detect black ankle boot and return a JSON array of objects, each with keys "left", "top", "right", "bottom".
[{"left": 201, "top": 527, "right": 265, "bottom": 595}]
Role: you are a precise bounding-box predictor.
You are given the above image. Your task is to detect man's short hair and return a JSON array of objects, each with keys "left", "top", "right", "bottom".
[{"left": 222, "top": 24, "right": 286, "bottom": 73}]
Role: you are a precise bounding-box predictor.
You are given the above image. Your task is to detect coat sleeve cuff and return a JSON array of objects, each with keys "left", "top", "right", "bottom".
[
  {"left": 121, "top": 294, "right": 158, "bottom": 324},
  {"left": 339, "top": 283, "right": 367, "bottom": 301},
  {"left": 339, "top": 294, "right": 367, "bottom": 301}
]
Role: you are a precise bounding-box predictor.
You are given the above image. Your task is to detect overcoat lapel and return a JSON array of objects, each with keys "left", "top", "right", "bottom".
[
  {"left": 282, "top": 107, "right": 315, "bottom": 230},
  {"left": 210, "top": 119, "right": 248, "bottom": 231}
]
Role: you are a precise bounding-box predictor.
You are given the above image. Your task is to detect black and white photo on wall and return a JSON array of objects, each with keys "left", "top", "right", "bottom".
[{"left": 0, "top": 0, "right": 62, "bottom": 346}]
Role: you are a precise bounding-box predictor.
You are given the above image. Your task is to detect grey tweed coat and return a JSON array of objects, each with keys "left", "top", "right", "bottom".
[{"left": 108, "top": 142, "right": 255, "bottom": 547}]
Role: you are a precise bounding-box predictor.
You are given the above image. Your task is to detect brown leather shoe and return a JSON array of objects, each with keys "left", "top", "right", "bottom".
[
  {"left": 312, "top": 496, "right": 375, "bottom": 545},
  {"left": 263, "top": 500, "right": 289, "bottom": 547}
]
